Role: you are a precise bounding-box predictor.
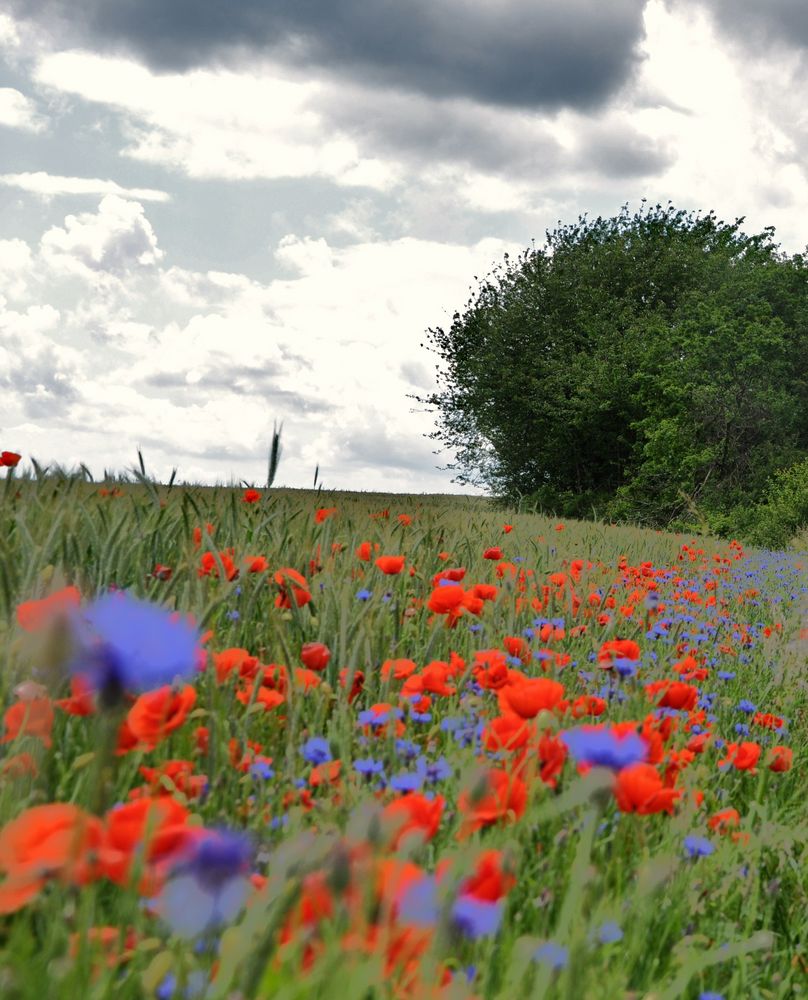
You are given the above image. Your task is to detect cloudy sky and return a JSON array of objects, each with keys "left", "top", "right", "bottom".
[{"left": 1, "top": 1, "right": 806, "bottom": 492}]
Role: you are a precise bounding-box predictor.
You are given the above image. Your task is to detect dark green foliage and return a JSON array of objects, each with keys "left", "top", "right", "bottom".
[{"left": 420, "top": 201, "right": 808, "bottom": 535}]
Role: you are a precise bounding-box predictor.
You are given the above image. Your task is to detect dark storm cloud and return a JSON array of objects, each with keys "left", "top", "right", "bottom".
[
  {"left": 667, "top": 0, "right": 808, "bottom": 51},
  {"left": 12, "top": 0, "right": 649, "bottom": 112},
  {"left": 575, "top": 124, "right": 675, "bottom": 179},
  {"left": 319, "top": 88, "right": 564, "bottom": 177}
]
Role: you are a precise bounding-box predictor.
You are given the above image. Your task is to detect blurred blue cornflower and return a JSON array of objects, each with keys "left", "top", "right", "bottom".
[
  {"left": 560, "top": 726, "right": 647, "bottom": 770},
  {"left": 67, "top": 589, "right": 202, "bottom": 699},
  {"left": 155, "top": 829, "right": 252, "bottom": 939},
  {"left": 356, "top": 588, "right": 373, "bottom": 601},
  {"left": 533, "top": 941, "right": 568, "bottom": 969},
  {"left": 301, "top": 737, "right": 332, "bottom": 765},
  {"left": 684, "top": 835, "right": 715, "bottom": 858}
]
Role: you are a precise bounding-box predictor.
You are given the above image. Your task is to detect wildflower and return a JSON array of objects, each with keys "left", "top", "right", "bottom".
[
  {"left": 458, "top": 769, "right": 527, "bottom": 835},
  {"left": 155, "top": 829, "right": 252, "bottom": 938},
  {"left": 273, "top": 568, "right": 312, "bottom": 609},
  {"left": 16, "top": 585, "right": 81, "bottom": 633},
  {"left": 533, "top": 942, "right": 568, "bottom": 969},
  {"left": 375, "top": 555, "right": 405, "bottom": 575},
  {"left": 717, "top": 741, "right": 761, "bottom": 772},
  {"left": 300, "top": 642, "right": 331, "bottom": 672},
  {"left": 0, "top": 451, "right": 21, "bottom": 467},
  {"left": 242, "top": 488, "right": 261, "bottom": 503},
  {"left": 483, "top": 547, "right": 503, "bottom": 560},
  {"left": 561, "top": 725, "right": 647, "bottom": 770},
  {"left": 498, "top": 677, "right": 565, "bottom": 719},
  {"left": 382, "top": 793, "right": 444, "bottom": 849},
  {"left": 126, "top": 685, "right": 197, "bottom": 749},
  {"left": 767, "top": 746, "right": 792, "bottom": 772},
  {"left": 0, "top": 804, "right": 105, "bottom": 913},
  {"left": 301, "top": 737, "right": 332, "bottom": 765},
  {"left": 356, "top": 588, "right": 373, "bottom": 601},
  {"left": 595, "top": 921, "right": 623, "bottom": 944},
  {"left": 314, "top": 507, "right": 336, "bottom": 523},
  {"left": 683, "top": 835, "right": 715, "bottom": 858},
  {"left": 2, "top": 699, "right": 54, "bottom": 747},
  {"left": 67, "top": 591, "right": 202, "bottom": 698},
  {"left": 613, "top": 764, "right": 680, "bottom": 815},
  {"left": 451, "top": 895, "right": 503, "bottom": 938}
]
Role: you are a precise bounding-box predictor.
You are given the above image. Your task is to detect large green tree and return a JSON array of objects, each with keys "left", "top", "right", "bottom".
[{"left": 420, "top": 202, "right": 808, "bottom": 529}]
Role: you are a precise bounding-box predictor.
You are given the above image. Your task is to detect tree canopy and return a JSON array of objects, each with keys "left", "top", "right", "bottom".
[{"left": 420, "top": 201, "right": 808, "bottom": 533}]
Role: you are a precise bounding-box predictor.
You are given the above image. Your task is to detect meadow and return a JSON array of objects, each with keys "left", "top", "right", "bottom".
[{"left": 0, "top": 460, "right": 805, "bottom": 999}]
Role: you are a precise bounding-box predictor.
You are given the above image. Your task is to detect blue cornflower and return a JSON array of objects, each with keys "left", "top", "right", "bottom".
[
  {"left": 422, "top": 756, "right": 452, "bottom": 784},
  {"left": 399, "top": 877, "right": 439, "bottom": 927},
  {"left": 301, "top": 737, "right": 332, "bottom": 765},
  {"left": 356, "top": 588, "right": 373, "bottom": 601},
  {"left": 684, "top": 835, "right": 715, "bottom": 858},
  {"left": 395, "top": 739, "right": 419, "bottom": 760},
  {"left": 533, "top": 941, "right": 568, "bottom": 970},
  {"left": 737, "top": 699, "right": 756, "bottom": 713},
  {"left": 561, "top": 726, "right": 647, "bottom": 770},
  {"left": 226, "top": 610, "right": 240, "bottom": 621},
  {"left": 595, "top": 921, "right": 624, "bottom": 944},
  {"left": 67, "top": 589, "right": 202, "bottom": 697},
  {"left": 354, "top": 758, "right": 385, "bottom": 775},
  {"left": 698, "top": 993, "right": 725, "bottom": 1000},
  {"left": 155, "top": 829, "right": 252, "bottom": 939},
  {"left": 390, "top": 769, "right": 425, "bottom": 792},
  {"left": 452, "top": 896, "right": 503, "bottom": 939},
  {"left": 250, "top": 761, "right": 274, "bottom": 780}
]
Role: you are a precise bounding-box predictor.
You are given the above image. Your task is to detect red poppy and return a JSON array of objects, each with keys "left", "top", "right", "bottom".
[
  {"left": 243, "top": 489, "right": 261, "bottom": 503},
  {"left": 767, "top": 746, "right": 792, "bottom": 772},
  {"left": 244, "top": 555, "right": 269, "bottom": 573},
  {"left": 380, "top": 658, "right": 418, "bottom": 682},
  {"left": 192, "top": 522, "right": 215, "bottom": 549},
  {"left": 300, "top": 642, "right": 331, "bottom": 672},
  {"left": 0, "top": 804, "right": 105, "bottom": 913},
  {"left": 375, "top": 555, "right": 405, "bottom": 575},
  {"left": 397, "top": 514, "right": 412, "bottom": 526},
  {"left": 708, "top": 808, "right": 741, "bottom": 834},
  {"left": 152, "top": 563, "right": 172, "bottom": 581},
  {"left": 656, "top": 681, "right": 699, "bottom": 712},
  {"left": 482, "top": 713, "right": 533, "bottom": 752},
  {"left": 613, "top": 764, "right": 680, "bottom": 815},
  {"left": 382, "top": 793, "right": 444, "bottom": 850},
  {"left": 483, "top": 547, "right": 503, "bottom": 560},
  {"left": 718, "top": 741, "right": 761, "bottom": 772},
  {"left": 0, "top": 452, "right": 21, "bottom": 467},
  {"left": 502, "top": 524, "right": 513, "bottom": 534},
  {"left": 273, "top": 567, "right": 312, "bottom": 609},
  {"left": 458, "top": 768, "right": 527, "bottom": 835},
  {"left": 102, "top": 797, "right": 192, "bottom": 893},
  {"left": 498, "top": 677, "right": 565, "bottom": 719},
  {"left": 2, "top": 698, "right": 54, "bottom": 747},
  {"left": 16, "top": 585, "right": 81, "bottom": 633},
  {"left": 55, "top": 675, "right": 96, "bottom": 716},
  {"left": 355, "top": 541, "right": 373, "bottom": 561},
  {"left": 598, "top": 639, "right": 641, "bottom": 668},
  {"left": 315, "top": 507, "right": 337, "bottom": 523},
  {"left": 460, "top": 850, "right": 515, "bottom": 902},
  {"left": 126, "top": 685, "right": 197, "bottom": 749}
]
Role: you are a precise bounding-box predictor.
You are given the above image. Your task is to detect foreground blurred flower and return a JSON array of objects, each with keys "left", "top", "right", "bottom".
[
  {"left": 560, "top": 725, "right": 647, "bottom": 771},
  {"left": 67, "top": 591, "right": 203, "bottom": 699},
  {"left": 0, "top": 804, "right": 105, "bottom": 913},
  {"left": 0, "top": 451, "right": 21, "bottom": 467},
  {"left": 16, "top": 585, "right": 81, "bottom": 633},
  {"left": 154, "top": 829, "right": 252, "bottom": 938}
]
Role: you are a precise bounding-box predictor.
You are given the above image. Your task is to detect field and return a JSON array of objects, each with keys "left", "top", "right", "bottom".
[{"left": 0, "top": 467, "right": 805, "bottom": 999}]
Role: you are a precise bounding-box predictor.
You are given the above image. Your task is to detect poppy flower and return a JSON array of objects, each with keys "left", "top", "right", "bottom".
[
  {"left": 427, "top": 584, "right": 465, "bottom": 616},
  {"left": 244, "top": 555, "right": 269, "bottom": 573},
  {"left": 0, "top": 804, "right": 105, "bottom": 913},
  {"left": 243, "top": 489, "right": 261, "bottom": 503},
  {"left": 718, "top": 741, "right": 761, "bottom": 772},
  {"left": 767, "top": 746, "right": 792, "bottom": 772},
  {"left": 598, "top": 639, "right": 641, "bottom": 669},
  {"left": 498, "top": 677, "right": 565, "bottom": 719},
  {"left": 2, "top": 698, "right": 55, "bottom": 747},
  {"left": 102, "top": 797, "right": 192, "bottom": 893},
  {"left": 482, "top": 714, "right": 534, "bottom": 752},
  {"left": 707, "top": 808, "right": 741, "bottom": 834},
  {"left": 458, "top": 769, "right": 527, "bottom": 835},
  {"left": 198, "top": 549, "right": 239, "bottom": 581},
  {"left": 16, "top": 585, "right": 81, "bottom": 633},
  {"left": 315, "top": 507, "right": 337, "bottom": 523},
  {"left": 657, "top": 682, "right": 699, "bottom": 712},
  {"left": 397, "top": 514, "right": 412, "bottom": 526},
  {"left": 300, "top": 642, "right": 331, "bottom": 672},
  {"left": 382, "top": 793, "right": 445, "bottom": 849},
  {"left": 613, "top": 764, "right": 681, "bottom": 815},
  {"left": 126, "top": 685, "right": 197, "bottom": 749},
  {"left": 192, "top": 523, "right": 215, "bottom": 549},
  {"left": 355, "top": 541, "right": 373, "bottom": 561},
  {"left": 460, "top": 850, "right": 516, "bottom": 902},
  {"left": 483, "top": 547, "right": 503, "bottom": 560},
  {"left": 375, "top": 555, "right": 405, "bottom": 575},
  {"left": 273, "top": 568, "right": 312, "bottom": 609},
  {"left": 0, "top": 451, "right": 21, "bottom": 467},
  {"left": 152, "top": 564, "right": 172, "bottom": 581}
]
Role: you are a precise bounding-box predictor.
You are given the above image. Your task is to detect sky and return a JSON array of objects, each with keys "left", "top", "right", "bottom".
[{"left": 1, "top": 0, "right": 807, "bottom": 493}]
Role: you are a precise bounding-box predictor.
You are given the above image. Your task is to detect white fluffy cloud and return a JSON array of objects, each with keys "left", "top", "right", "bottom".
[
  {"left": 0, "top": 86, "right": 45, "bottom": 131},
  {"left": 1, "top": 196, "right": 517, "bottom": 490},
  {"left": 0, "top": 171, "right": 169, "bottom": 201}
]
